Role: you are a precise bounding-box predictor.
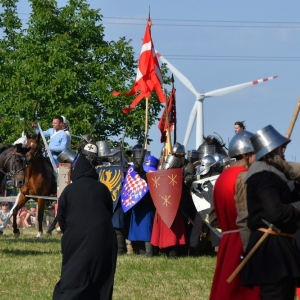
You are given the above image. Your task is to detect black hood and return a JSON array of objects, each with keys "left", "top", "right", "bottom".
[{"left": 71, "top": 154, "right": 98, "bottom": 182}]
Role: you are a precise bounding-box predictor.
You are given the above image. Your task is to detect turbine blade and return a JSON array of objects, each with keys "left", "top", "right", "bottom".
[
  {"left": 204, "top": 76, "right": 278, "bottom": 98},
  {"left": 156, "top": 51, "right": 199, "bottom": 98},
  {"left": 183, "top": 102, "right": 198, "bottom": 147}
]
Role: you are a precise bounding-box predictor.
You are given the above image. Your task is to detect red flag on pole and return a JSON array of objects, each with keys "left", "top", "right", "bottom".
[
  {"left": 113, "top": 18, "right": 165, "bottom": 114},
  {"left": 158, "top": 87, "right": 176, "bottom": 143}
]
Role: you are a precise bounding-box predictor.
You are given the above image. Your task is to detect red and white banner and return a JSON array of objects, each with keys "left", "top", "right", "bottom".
[{"left": 113, "top": 19, "right": 165, "bottom": 113}]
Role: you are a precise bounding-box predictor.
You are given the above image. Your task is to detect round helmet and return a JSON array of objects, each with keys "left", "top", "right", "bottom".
[
  {"left": 250, "top": 125, "right": 291, "bottom": 161},
  {"left": 81, "top": 143, "right": 98, "bottom": 156},
  {"left": 228, "top": 130, "right": 255, "bottom": 158},
  {"left": 196, "top": 154, "right": 216, "bottom": 176},
  {"left": 172, "top": 142, "right": 186, "bottom": 155},
  {"left": 213, "top": 153, "right": 224, "bottom": 170},
  {"left": 161, "top": 154, "right": 182, "bottom": 170}
]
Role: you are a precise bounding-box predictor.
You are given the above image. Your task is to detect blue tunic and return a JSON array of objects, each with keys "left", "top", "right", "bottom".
[
  {"left": 35, "top": 128, "right": 69, "bottom": 164},
  {"left": 128, "top": 193, "right": 155, "bottom": 242}
]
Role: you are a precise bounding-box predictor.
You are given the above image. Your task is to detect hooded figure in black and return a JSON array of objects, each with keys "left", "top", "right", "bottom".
[{"left": 53, "top": 154, "right": 117, "bottom": 300}]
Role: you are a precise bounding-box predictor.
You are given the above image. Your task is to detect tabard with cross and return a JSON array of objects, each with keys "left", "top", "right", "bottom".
[{"left": 146, "top": 168, "right": 183, "bottom": 228}]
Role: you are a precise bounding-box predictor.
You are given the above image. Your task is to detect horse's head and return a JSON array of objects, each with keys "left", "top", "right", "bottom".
[
  {"left": 0, "top": 145, "right": 27, "bottom": 188},
  {"left": 13, "top": 131, "right": 28, "bottom": 148},
  {"left": 25, "top": 134, "right": 42, "bottom": 161}
]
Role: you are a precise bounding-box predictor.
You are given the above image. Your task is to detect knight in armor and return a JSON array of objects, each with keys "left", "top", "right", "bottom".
[
  {"left": 194, "top": 154, "right": 222, "bottom": 256},
  {"left": 241, "top": 125, "right": 300, "bottom": 300},
  {"left": 96, "top": 141, "right": 127, "bottom": 255},
  {"left": 151, "top": 142, "right": 196, "bottom": 257},
  {"left": 127, "top": 153, "right": 158, "bottom": 257},
  {"left": 209, "top": 130, "right": 260, "bottom": 300},
  {"left": 151, "top": 152, "right": 186, "bottom": 257}
]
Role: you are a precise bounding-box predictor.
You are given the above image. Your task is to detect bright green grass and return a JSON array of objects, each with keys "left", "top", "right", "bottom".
[{"left": 0, "top": 228, "right": 216, "bottom": 299}]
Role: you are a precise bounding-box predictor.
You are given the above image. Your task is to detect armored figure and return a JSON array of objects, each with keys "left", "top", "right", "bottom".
[
  {"left": 127, "top": 154, "right": 159, "bottom": 257},
  {"left": 241, "top": 125, "right": 300, "bottom": 300},
  {"left": 210, "top": 130, "right": 260, "bottom": 300}
]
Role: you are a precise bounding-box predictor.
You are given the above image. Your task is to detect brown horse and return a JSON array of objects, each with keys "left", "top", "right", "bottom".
[{"left": 10, "top": 134, "right": 56, "bottom": 237}]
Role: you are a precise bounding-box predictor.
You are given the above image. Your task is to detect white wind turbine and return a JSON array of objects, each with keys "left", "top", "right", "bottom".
[{"left": 156, "top": 51, "right": 278, "bottom": 148}]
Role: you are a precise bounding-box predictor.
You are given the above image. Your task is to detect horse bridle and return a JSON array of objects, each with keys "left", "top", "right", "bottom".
[{"left": 0, "top": 152, "right": 27, "bottom": 178}]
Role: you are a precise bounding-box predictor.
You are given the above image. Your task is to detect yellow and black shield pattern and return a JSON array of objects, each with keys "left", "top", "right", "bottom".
[{"left": 96, "top": 165, "right": 123, "bottom": 211}]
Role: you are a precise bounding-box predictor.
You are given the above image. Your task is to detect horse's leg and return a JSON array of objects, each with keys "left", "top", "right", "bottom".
[{"left": 36, "top": 198, "right": 45, "bottom": 238}]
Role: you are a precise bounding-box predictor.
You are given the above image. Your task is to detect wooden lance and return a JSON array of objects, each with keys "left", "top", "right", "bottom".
[
  {"left": 286, "top": 96, "right": 300, "bottom": 139},
  {"left": 227, "top": 220, "right": 280, "bottom": 283}
]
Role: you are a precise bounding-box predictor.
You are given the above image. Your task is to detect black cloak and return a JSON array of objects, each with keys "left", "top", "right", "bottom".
[{"left": 53, "top": 154, "right": 117, "bottom": 300}]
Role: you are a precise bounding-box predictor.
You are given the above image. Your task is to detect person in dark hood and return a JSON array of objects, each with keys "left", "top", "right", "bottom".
[{"left": 53, "top": 153, "right": 117, "bottom": 300}]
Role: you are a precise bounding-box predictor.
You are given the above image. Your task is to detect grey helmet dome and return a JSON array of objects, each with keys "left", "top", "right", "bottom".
[
  {"left": 213, "top": 153, "right": 224, "bottom": 170},
  {"left": 251, "top": 125, "right": 290, "bottom": 161},
  {"left": 228, "top": 130, "right": 254, "bottom": 158},
  {"left": 161, "top": 154, "right": 182, "bottom": 170},
  {"left": 172, "top": 142, "right": 186, "bottom": 154},
  {"left": 196, "top": 154, "right": 216, "bottom": 176}
]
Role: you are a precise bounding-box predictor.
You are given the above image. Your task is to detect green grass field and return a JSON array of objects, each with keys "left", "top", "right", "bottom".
[{"left": 0, "top": 228, "right": 216, "bottom": 300}]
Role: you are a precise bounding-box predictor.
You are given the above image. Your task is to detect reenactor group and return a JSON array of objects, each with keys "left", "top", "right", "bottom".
[
  {"left": 4, "top": 117, "right": 300, "bottom": 300},
  {"left": 76, "top": 123, "right": 300, "bottom": 300}
]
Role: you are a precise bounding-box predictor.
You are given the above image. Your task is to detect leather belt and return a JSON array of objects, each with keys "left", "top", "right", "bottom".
[{"left": 258, "top": 228, "right": 294, "bottom": 239}]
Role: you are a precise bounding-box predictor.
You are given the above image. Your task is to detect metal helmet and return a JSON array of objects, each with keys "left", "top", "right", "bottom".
[
  {"left": 81, "top": 143, "right": 98, "bottom": 156},
  {"left": 131, "top": 146, "right": 150, "bottom": 165},
  {"left": 57, "top": 148, "right": 76, "bottom": 163},
  {"left": 187, "top": 149, "right": 200, "bottom": 163},
  {"left": 250, "top": 125, "right": 291, "bottom": 161},
  {"left": 96, "top": 141, "right": 119, "bottom": 157},
  {"left": 213, "top": 153, "right": 224, "bottom": 170},
  {"left": 161, "top": 154, "right": 182, "bottom": 170},
  {"left": 198, "top": 145, "right": 216, "bottom": 160},
  {"left": 196, "top": 154, "right": 216, "bottom": 176},
  {"left": 228, "top": 130, "right": 255, "bottom": 158},
  {"left": 172, "top": 142, "right": 186, "bottom": 155}
]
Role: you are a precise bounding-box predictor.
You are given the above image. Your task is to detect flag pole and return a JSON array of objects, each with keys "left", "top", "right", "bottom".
[
  {"left": 172, "top": 75, "right": 177, "bottom": 144},
  {"left": 164, "top": 89, "right": 172, "bottom": 157},
  {"left": 144, "top": 97, "right": 149, "bottom": 149}
]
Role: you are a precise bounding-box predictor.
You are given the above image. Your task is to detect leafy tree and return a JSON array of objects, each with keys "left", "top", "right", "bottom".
[{"left": 0, "top": 0, "right": 167, "bottom": 148}]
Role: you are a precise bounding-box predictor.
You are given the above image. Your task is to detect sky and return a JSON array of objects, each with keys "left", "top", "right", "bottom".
[{"left": 10, "top": 1, "right": 300, "bottom": 160}]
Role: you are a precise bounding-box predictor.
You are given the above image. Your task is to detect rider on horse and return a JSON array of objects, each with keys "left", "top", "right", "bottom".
[{"left": 32, "top": 116, "right": 70, "bottom": 165}]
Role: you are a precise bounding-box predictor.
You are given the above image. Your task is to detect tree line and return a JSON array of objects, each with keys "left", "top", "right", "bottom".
[{"left": 0, "top": 0, "right": 169, "bottom": 147}]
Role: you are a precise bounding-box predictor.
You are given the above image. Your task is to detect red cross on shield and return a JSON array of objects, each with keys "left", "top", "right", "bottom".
[{"left": 146, "top": 168, "right": 183, "bottom": 228}]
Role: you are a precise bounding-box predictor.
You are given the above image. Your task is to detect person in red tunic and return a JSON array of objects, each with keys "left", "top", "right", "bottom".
[
  {"left": 151, "top": 143, "right": 194, "bottom": 257},
  {"left": 209, "top": 130, "right": 260, "bottom": 300}
]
